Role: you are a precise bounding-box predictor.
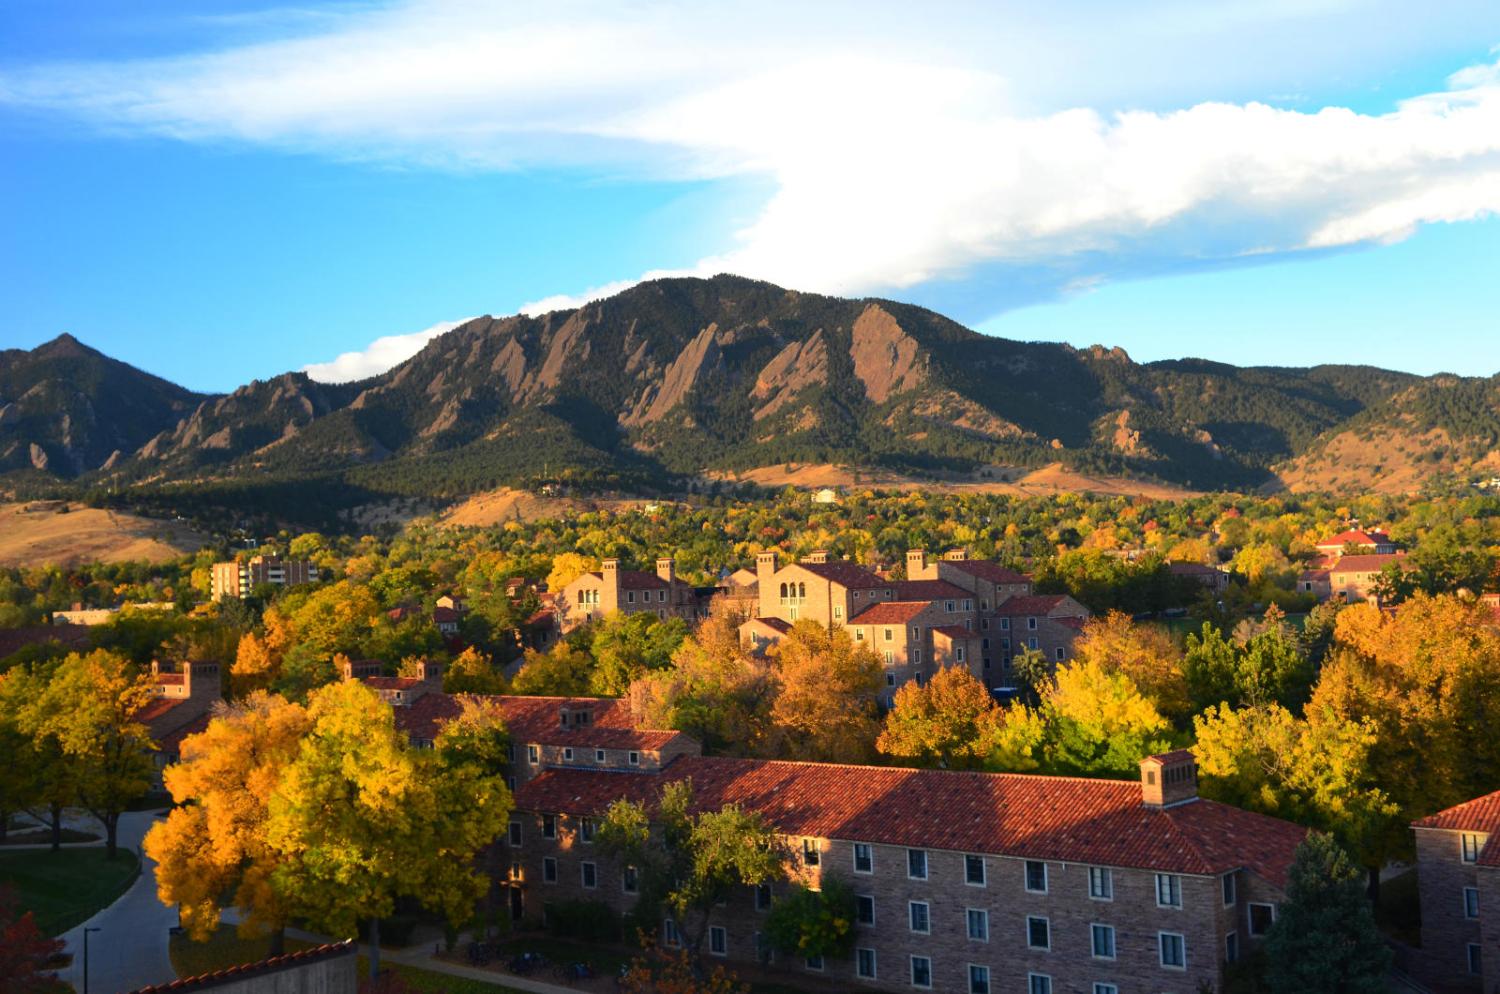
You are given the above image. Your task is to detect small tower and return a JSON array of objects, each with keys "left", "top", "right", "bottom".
[{"left": 1140, "top": 751, "right": 1199, "bottom": 808}]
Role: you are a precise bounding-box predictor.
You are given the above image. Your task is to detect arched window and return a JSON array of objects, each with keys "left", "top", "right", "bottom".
[
  {"left": 779, "top": 582, "right": 787, "bottom": 598},
  {"left": 798, "top": 582, "right": 806, "bottom": 598}
]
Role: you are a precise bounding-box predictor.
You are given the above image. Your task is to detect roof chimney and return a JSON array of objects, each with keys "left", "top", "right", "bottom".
[
  {"left": 1140, "top": 751, "right": 1199, "bottom": 808},
  {"left": 906, "top": 549, "right": 927, "bottom": 577},
  {"left": 756, "top": 551, "right": 779, "bottom": 588},
  {"left": 803, "top": 550, "right": 830, "bottom": 564},
  {"left": 943, "top": 548, "right": 969, "bottom": 562},
  {"left": 656, "top": 557, "right": 676, "bottom": 584}
]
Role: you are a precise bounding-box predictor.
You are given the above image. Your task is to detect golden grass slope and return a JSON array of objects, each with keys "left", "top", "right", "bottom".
[{"left": 0, "top": 501, "right": 206, "bottom": 567}]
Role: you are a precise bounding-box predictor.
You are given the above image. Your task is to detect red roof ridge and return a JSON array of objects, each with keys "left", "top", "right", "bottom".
[
  {"left": 124, "top": 940, "right": 356, "bottom": 994},
  {"left": 1413, "top": 788, "right": 1500, "bottom": 831}
]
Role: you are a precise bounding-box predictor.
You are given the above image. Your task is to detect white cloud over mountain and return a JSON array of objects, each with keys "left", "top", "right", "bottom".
[
  {"left": 5, "top": 1, "right": 1500, "bottom": 373},
  {"left": 301, "top": 319, "right": 470, "bottom": 382}
]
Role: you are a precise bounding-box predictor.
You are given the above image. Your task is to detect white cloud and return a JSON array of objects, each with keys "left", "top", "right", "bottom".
[
  {"left": 5, "top": 1, "right": 1500, "bottom": 322},
  {"left": 301, "top": 318, "right": 470, "bottom": 382}
]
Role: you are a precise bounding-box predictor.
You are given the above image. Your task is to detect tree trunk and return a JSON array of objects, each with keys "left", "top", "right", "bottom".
[
  {"left": 49, "top": 803, "right": 62, "bottom": 852},
  {"left": 104, "top": 813, "right": 119, "bottom": 860},
  {"left": 369, "top": 917, "right": 381, "bottom": 979},
  {"left": 269, "top": 927, "right": 286, "bottom": 958},
  {"left": 0, "top": 810, "right": 8, "bottom": 846},
  {"left": 1367, "top": 865, "right": 1382, "bottom": 904}
]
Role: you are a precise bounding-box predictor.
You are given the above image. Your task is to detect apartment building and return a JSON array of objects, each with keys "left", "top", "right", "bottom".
[
  {"left": 210, "top": 555, "right": 318, "bottom": 600},
  {"left": 743, "top": 549, "right": 1088, "bottom": 697},
  {"left": 558, "top": 557, "right": 707, "bottom": 631},
  {"left": 140, "top": 660, "right": 222, "bottom": 787},
  {"left": 1327, "top": 553, "right": 1414, "bottom": 603},
  {"left": 509, "top": 748, "right": 1306, "bottom": 994},
  {"left": 1413, "top": 790, "right": 1500, "bottom": 991}
]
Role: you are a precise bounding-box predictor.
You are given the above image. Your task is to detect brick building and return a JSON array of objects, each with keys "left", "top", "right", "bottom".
[
  {"left": 210, "top": 555, "right": 318, "bottom": 600},
  {"left": 1327, "top": 553, "right": 1414, "bottom": 603},
  {"left": 558, "top": 558, "right": 707, "bottom": 631},
  {"left": 507, "top": 748, "right": 1305, "bottom": 994},
  {"left": 1413, "top": 790, "right": 1500, "bottom": 991},
  {"left": 140, "top": 660, "right": 222, "bottom": 786}
]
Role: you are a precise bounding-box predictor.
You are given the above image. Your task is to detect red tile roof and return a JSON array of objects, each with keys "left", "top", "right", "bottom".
[
  {"left": 942, "top": 560, "right": 1031, "bottom": 586},
  {"left": 745, "top": 617, "right": 792, "bottom": 634},
  {"left": 793, "top": 560, "right": 888, "bottom": 588},
  {"left": 433, "top": 606, "right": 460, "bottom": 623},
  {"left": 995, "top": 595, "right": 1081, "bottom": 617},
  {"left": 138, "top": 697, "right": 189, "bottom": 725},
  {"left": 1414, "top": 790, "right": 1500, "bottom": 834},
  {"left": 365, "top": 676, "right": 422, "bottom": 691},
  {"left": 1330, "top": 553, "right": 1411, "bottom": 574},
  {"left": 154, "top": 673, "right": 185, "bottom": 686},
  {"left": 515, "top": 756, "right": 1306, "bottom": 886},
  {"left": 930, "top": 625, "right": 976, "bottom": 640},
  {"left": 157, "top": 713, "right": 211, "bottom": 756},
  {"left": 584, "top": 569, "right": 670, "bottom": 589},
  {"left": 125, "top": 940, "right": 356, "bottom": 994},
  {"left": 849, "top": 601, "right": 931, "bottom": 625},
  {"left": 394, "top": 693, "right": 685, "bottom": 750},
  {"left": 1319, "top": 529, "right": 1392, "bottom": 549},
  {"left": 1167, "top": 562, "right": 1222, "bottom": 576},
  {"left": 892, "top": 580, "right": 972, "bottom": 600}
]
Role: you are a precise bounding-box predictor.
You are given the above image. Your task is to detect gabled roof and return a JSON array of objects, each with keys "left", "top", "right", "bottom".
[
  {"left": 792, "top": 560, "right": 888, "bottom": 588},
  {"left": 892, "top": 580, "right": 972, "bottom": 601},
  {"left": 585, "top": 569, "right": 670, "bottom": 589},
  {"left": 849, "top": 601, "right": 932, "bottom": 625},
  {"left": 365, "top": 676, "right": 422, "bottom": 691},
  {"left": 994, "top": 594, "right": 1081, "bottom": 617},
  {"left": 1167, "top": 562, "right": 1222, "bottom": 576},
  {"left": 1330, "top": 553, "right": 1411, "bottom": 574},
  {"left": 1319, "top": 529, "right": 1392, "bottom": 548},
  {"left": 930, "top": 625, "right": 976, "bottom": 640},
  {"left": 515, "top": 756, "right": 1306, "bottom": 887},
  {"left": 432, "top": 606, "right": 460, "bottom": 623},
  {"left": 743, "top": 617, "right": 792, "bottom": 634},
  {"left": 942, "top": 560, "right": 1031, "bottom": 586},
  {"left": 1414, "top": 790, "right": 1500, "bottom": 867}
]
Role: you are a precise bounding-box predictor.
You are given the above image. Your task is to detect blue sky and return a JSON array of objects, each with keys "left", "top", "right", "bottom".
[{"left": 3, "top": 1, "right": 1500, "bottom": 391}]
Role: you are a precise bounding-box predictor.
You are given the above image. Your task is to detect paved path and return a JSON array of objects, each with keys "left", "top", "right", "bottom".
[{"left": 55, "top": 809, "right": 176, "bottom": 994}]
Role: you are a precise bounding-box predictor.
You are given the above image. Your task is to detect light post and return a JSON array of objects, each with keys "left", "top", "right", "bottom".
[{"left": 83, "top": 926, "right": 102, "bottom": 994}]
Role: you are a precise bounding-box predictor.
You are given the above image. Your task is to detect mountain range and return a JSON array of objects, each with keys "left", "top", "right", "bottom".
[{"left": 4, "top": 275, "right": 1499, "bottom": 516}]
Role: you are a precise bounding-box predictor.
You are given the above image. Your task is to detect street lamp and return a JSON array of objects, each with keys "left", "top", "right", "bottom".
[{"left": 83, "top": 927, "right": 102, "bottom": 994}]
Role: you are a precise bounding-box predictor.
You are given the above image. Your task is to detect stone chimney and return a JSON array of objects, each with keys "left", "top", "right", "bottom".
[
  {"left": 906, "top": 549, "right": 927, "bottom": 576},
  {"left": 656, "top": 557, "right": 676, "bottom": 585},
  {"left": 803, "top": 550, "right": 830, "bottom": 564},
  {"left": 756, "top": 551, "right": 779, "bottom": 587},
  {"left": 183, "top": 660, "right": 222, "bottom": 702},
  {"left": 1140, "top": 751, "right": 1199, "bottom": 808},
  {"left": 943, "top": 548, "right": 969, "bottom": 562},
  {"left": 418, "top": 659, "right": 444, "bottom": 686}
]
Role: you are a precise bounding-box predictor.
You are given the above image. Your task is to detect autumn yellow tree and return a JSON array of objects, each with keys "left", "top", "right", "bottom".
[
  {"left": 546, "top": 553, "right": 599, "bottom": 595},
  {"left": 16, "top": 651, "right": 155, "bottom": 858},
  {"left": 629, "top": 613, "right": 772, "bottom": 754},
  {"left": 877, "top": 666, "right": 999, "bottom": 769},
  {"left": 443, "top": 646, "right": 508, "bottom": 694},
  {"left": 144, "top": 692, "right": 312, "bottom": 951},
  {"left": 266, "top": 680, "right": 510, "bottom": 977},
  {"left": 1072, "top": 612, "right": 1190, "bottom": 725},
  {"left": 768, "top": 620, "right": 882, "bottom": 763},
  {"left": 231, "top": 632, "right": 279, "bottom": 697}
]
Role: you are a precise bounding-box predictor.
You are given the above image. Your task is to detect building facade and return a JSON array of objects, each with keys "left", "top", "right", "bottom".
[
  {"left": 558, "top": 558, "right": 707, "bottom": 631},
  {"left": 508, "top": 749, "right": 1304, "bottom": 994},
  {"left": 1413, "top": 790, "right": 1500, "bottom": 991},
  {"left": 210, "top": 556, "right": 319, "bottom": 600}
]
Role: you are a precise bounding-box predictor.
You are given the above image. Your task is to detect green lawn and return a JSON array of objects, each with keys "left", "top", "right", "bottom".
[
  {"left": 0, "top": 828, "right": 101, "bottom": 846},
  {"left": 0, "top": 848, "right": 139, "bottom": 936}
]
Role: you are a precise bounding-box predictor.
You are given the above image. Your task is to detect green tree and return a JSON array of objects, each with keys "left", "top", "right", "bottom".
[
  {"left": 590, "top": 612, "right": 689, "bottom": 697},
  {"left": 510, "top": 642, "right": 595, "bottom": 696},
  {"left": 768, "top": 620, "right": 882, "bottom": 763},
  {"left": 1262, "top": 835, "right": 1392, "bottom": 994},
  {"left": 630, "top": 614, "right": 771, "bottom": 754},
  {"left": 763, "top": 877, "right": 858, "bottom": 962},
  {"left": 598, "top": 780, "right": 786, "bottom": 966}
]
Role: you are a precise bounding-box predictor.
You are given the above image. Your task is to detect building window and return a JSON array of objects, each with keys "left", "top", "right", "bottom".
[
  {"left": 886, "top": 672, "right": 896, "bottom": 686},
  {"left": 1025, "top": 860, "right": 1048, "bottom": 893},
  {"left": 527, "top": 744, "right": 539, "bottom": 764},
  {"left": 542, "top": 857, "right": 557, "bottom": 883},
  {"left": 1088, "top": 866, "right": 1112, "bottom": 900},
  {"left": 945, "top": 600, "right": 956, "bottom": 613},
  {"left": 1028, "top": 974, "right": 1051, "bottom": 994},
  {"left": 580, "top": 818, "right": 595, "bottom": 843},
  {"left": 1156, "top": 873, "right": 1182, "bottom": 908},
  {"left": 1225, "top": 932, "right": 1240, "bottom": 963},
  {"left": 855, "top": 629, "right": 865, "bottom": 642},
  {"left": 805, "top": 954, "right": 823, "bottom": 971},
  {"left": 884, "top": 650, "right": 895, "bottom": 665},
  {"left": 1470, "top": 944, "right": 1483, "bottom": 975},
  {"left": 663, "top": 918, "right": 679, "bottom": 948},
  {"left": 542, "top": 815, "right": 556, "bottom": 838},
  {"left": 1093, "top": 985, "right": 1118, "bottom": 994},
  {"left": 709, "top": 926, "right": 727, "bottom": 956},
  {"left": 909, "top": 901, "right": 930, "bottom": 934},
  {"left": 913, "top": 649, "right": 922, "bottom": 664},
  {"left": 1248, "top": 903, "right": 1275, "bottom": 936},
  {"left": 1222, "top": 872, "right": 1236, "bottom": 906},
  {"left": 968, "top": 964, "right": 990, "bottom": 994},
  {"left": 911, "top": 626, "right": 921, "bottom": 641},
  {"left": 562, "top": 747, "right": 574, "bottom": 761},
  {"left": 627, "top": 592, "right": 635, "bottom": 604},
  {"left": 1000, "top": 618, "right": 1011, "bottom": 631},
  {"left": 629, "top": 751, "right": 640, "bottom": 766},
  {"left": 1159, "top": 932, "right": 1186, "bottom": 969},
  {"left": 834, "top": 605, "right": 843, "bottom": 619},
  {"left": 506, "top": 742, "right": 516, "bottom": 762},
  {"left": 623, "top": 865, "right": 638, "bottom": 894},
  {"left": 884, "top": 628, "right": 894, "bottom": 642},
  {"left": 1027, "top": 916, "right": 1050, "bottom": 950},
  {"left": 853, "top": 843, "right": 873, "bottom": 873},
  {"left": 802, "top": 838, "right": 820, "bottom": 866},
  {"left": 581, "top": 862, "right": 597, "bottom": 889},
  {"left": 967, "top": 908, "right": 988, "bottom": 941},
  {"left": 910, "top": 955, "right": 932, "bottom": 989},
  {"left": 1091, "top": 924, "right": 1115, "bottom": 959},
  {"left": 1465, "top": 887, "right": 1480, "bottom": 918},
  {"left": 908, "top": 849, "right": 928, "bottom": 880},
  {"left": 956, "top": 646, "right": 966, "bottom": 663},
  {"left": 750, "top": 883, "right": 770, "bottom": 910},
  {"left": 965, "top": 854, "right": 986, "bottom": 886},
  {"left": 1463, "top": 833, "right": 1484, "bottom": 862},
  {"left": 1028, "top": 636, "right": 1039, "bottom": 650},
  {"left": 1054, "top": 647, "right": 1065, "bottom": 661},
  {"left": 856, "top": 893, "right": 875, "bottom": 926},
  {"left": 595, "top": 749, "right": 606, "bottom": 763},
  {"left": 856, "top": 948, "right": 877, "bottom": 979},
  {"left": 508, "top": 820, "right": 522, "bottom": 846}
]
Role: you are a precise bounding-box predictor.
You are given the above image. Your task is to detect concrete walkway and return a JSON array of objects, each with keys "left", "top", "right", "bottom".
[{"left": 54, "top": 809, "right": 176, "bottom": 994}]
